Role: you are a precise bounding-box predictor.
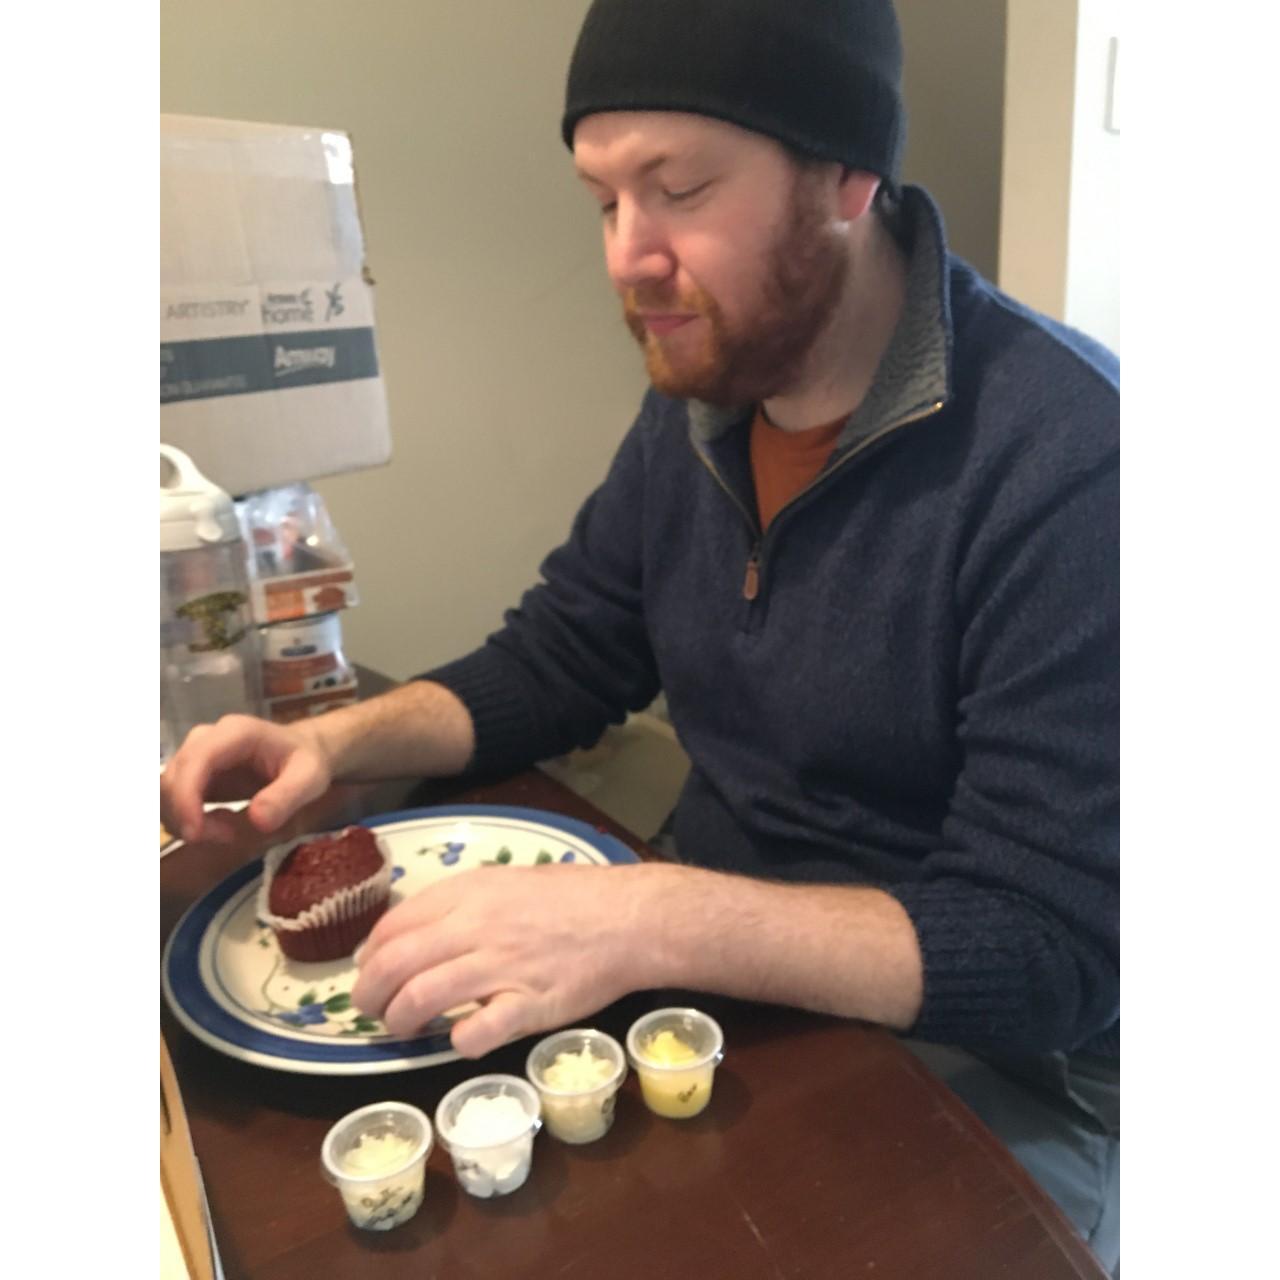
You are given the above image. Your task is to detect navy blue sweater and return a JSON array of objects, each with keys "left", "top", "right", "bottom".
[{"left": 427, "top": 187, "right": 1119, "bottom": 1060}]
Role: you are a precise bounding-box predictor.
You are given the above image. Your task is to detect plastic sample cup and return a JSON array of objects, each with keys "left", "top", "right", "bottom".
[
  {"left": 434, "top": 1074, "right": 542, "bottom": 1198},
  {"left": 626, "top": 1007, "right": 725, "bottom": 1119},
  {"left": 525, "top": 1028, "right": 627, "bottom": 1145},
  {"left": 320, "top": 1101, "right": 433, "bottom": 1231}
]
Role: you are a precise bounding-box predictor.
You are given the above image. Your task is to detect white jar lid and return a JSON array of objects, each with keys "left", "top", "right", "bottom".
[{"left": 160, "top": 444, "right": 240, "bottom": 551}]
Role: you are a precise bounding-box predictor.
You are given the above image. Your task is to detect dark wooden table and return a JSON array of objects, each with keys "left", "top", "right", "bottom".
[{"left": 160, "top": 681, "right": 1108, "bottom": 1280}]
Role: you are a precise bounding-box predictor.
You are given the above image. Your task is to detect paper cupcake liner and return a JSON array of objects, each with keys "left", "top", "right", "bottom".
[{"left": 258, "top": 827, "right": 393, "bottom": 962}]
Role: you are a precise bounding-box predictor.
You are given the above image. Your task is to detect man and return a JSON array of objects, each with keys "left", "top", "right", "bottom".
[{"left": 161, "top": 0, "right": 1118, "bottom": 1268}]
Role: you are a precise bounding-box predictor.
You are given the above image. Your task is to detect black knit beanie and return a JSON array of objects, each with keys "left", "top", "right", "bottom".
[{"left": 562, "top": 0, "right": 906, "bottom": 182}]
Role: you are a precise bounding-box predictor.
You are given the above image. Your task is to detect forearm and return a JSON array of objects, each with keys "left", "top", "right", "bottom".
[
  {"left": 629, "top": 863, "right": 924, "bottom": 1030},
  {"left": 299, "top": 679, "right": 476, "bottom": 783}
]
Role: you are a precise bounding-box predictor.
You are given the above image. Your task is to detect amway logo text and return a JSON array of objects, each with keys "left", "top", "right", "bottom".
[{"left": 274, "top": 346, "right": 336, "bottom": 377}]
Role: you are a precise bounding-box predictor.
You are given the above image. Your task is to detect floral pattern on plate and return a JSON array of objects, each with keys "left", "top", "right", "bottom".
[
  {"left": 189, "top": 810, "right": 629, "bottom": 1052},
  {"left": 163, "top": 805, "right": 639, "bottom": 1074}
]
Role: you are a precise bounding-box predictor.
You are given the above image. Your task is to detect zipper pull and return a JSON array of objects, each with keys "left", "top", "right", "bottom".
[{"left": 743, "top": 549, "right": 760, "bottom": 601}]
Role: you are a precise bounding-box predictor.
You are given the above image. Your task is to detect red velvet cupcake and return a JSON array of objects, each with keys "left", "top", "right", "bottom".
[{"left": 258, "top": 826, "right": 392, "bottom": 962}]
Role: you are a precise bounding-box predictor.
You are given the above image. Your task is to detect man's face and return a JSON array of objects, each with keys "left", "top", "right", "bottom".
[{"left": 573, "top": 112, "right": 849, "bottom": 406}]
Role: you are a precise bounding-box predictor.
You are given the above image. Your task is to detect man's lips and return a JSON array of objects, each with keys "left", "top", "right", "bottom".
[{"left": 638, "top": 313, "right": 697, "bottom": 337}]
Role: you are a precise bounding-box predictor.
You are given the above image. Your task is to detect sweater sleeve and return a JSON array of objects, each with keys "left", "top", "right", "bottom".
[
  {"left": 420, "top": 408, "right": 662, "bottom": 778},
  {"left": 889, "top": 406, "right": 1119, "bottom": 1054}
]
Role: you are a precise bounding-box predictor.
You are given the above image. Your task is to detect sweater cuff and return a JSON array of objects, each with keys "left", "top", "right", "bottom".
[
  {"left": 416, "top": 649, "right": 546, "bottom": 779},
  {"left": 889, "top": 880, "right": 1047, "bottom": 1049}
]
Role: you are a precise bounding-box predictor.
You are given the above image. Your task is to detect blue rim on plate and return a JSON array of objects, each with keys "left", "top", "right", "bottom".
[{"left": 161, "top": 804, "right": 639, "bottom": 1075}]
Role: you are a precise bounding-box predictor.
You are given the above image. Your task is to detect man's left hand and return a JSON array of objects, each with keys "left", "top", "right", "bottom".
[{"left": 351, "top": 863, "right": 660, "bottom": 1057}]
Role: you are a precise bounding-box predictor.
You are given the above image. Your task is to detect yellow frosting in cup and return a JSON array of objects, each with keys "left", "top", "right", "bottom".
[
  {"left": 636, "top": 1029, "right": 713, "bottom": 1118},
  {"left": 643, "top": 1030, "right": 699, "bottom": 1064}
]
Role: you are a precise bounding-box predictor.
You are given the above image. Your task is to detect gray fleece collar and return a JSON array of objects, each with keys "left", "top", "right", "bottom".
[{"left": 687, "top": 184, "right": 953, "bottom": 447}]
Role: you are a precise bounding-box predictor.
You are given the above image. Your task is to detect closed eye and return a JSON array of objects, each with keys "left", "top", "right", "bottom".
[{"left": 663, "top": 181, "right": 711, "bottom": 203}]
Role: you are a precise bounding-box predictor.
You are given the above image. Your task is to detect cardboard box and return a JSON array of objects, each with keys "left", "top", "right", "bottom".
[{"left": 161, "top": 115, "right": 391, "bottom": 497}]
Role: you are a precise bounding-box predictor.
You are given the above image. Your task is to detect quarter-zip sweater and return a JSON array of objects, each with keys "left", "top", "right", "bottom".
[{"left": 425, "top": 186, "right": 1119, "bottom": 1060}]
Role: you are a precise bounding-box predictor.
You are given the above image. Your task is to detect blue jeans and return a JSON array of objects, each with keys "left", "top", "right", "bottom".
[{"left": 903, "top": 1039, "right": 1119, "bottom": 1276}]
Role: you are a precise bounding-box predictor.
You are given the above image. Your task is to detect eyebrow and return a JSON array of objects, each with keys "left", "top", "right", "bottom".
[{"left": 575, "top": 154, "right": 674, "bottom": 186}]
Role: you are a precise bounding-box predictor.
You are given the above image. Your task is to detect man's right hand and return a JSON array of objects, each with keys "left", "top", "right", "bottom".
[{"left": 160, "top": 715, "right": 333, "bottom": 845}]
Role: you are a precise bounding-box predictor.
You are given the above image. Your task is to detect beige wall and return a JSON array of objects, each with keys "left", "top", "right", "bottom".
[
  {"left": 897, "top": 0, "right": 1007, "bottom": 279},
  {"left": 162, "top": 0, "right": 647, "bottom": 680},
  {"left": 161, "top": 0, "right": 1012, "bottom": 680},
  {"left": 999, "top": 0, "right": 1079, "bottom": 320},
  {"left": 999, "top": 0, "right": 1120, "bottom": 351},
  {"left": 1064, "top": 0, "right": 1120, "bottom": 351}
]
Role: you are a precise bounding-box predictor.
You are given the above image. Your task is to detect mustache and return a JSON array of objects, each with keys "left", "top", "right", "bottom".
[{"left": 623, "top": 285, "right": 709, "bottom": 316}]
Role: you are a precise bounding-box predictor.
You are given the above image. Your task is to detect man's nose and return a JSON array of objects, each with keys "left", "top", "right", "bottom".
[{"left": 606, "top": 198, "right": 675, "bottom": 291}]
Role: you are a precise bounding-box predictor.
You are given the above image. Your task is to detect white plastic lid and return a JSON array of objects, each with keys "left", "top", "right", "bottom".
[{"left": 160, "top": 443, "right": 241, "bottom": 551}]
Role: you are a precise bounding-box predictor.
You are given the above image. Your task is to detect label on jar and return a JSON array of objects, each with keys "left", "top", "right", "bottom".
[
  {"left": 265, "top": 684, "right": 359, "bottom": 724},
  {"left": 251, "top": 565, "right": 358, "bottom": 625},
  {"left": 260, "top": 613, "right": 353, "bottom": 698}
]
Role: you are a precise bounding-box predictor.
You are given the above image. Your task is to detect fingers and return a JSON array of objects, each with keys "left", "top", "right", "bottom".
[
  {"left": 160, "top": 716, "right": 322, "bottom": 842},
  {"left": 199, "top": 806, "right": 258, "bottom": 846},
  {"left": 247, "top": 747, "right": 328, "bottom": 833},
  {"left": 160, "top": 724, "right": 213, "bottom": 841},
  {"left": 351, "top": 919, "right": 470, "bottom": 1021},
  {"left": 449, "top": 992, "right": 533, "bottom": 1059},
  {"left": 377, "top": 953, "right": 498, "bottom": 1039},
  {"left": 359, "top": 869, "right": 476, "bottom": 955},
  {"left": 178, "top": 719, "right": 278, "bottom": 836}
]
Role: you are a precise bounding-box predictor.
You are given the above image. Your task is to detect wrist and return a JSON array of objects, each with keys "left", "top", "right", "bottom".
[
  {"left": 619, "top": 861, "right": 696, "bottom": 991},
  {"left": 291, "top": 704, "right": 356, "bottom": 780}
]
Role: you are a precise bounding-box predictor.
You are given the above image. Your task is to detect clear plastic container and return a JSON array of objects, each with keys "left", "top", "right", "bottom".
[
  {"left": 160, "top": 445, "right": 263, "bottom": 759},
  {"left": 237, "top": 482, "right": 353, "bottom": 584},
  {"left": 259, "top": 611, "right": 355, "bottom": 700},
  {"left": 236, "top": 482, "right": 360, "bottom": 624},
  {"left": 526, "top": 1028, "right": 627, "bottom": 1144},
  {"left": 434, "top": 1075, "right": 541, "bottom": 1198},
  {"left": 626, "top": 1008, "right": 725, "bottom": 1119},
  {"left": 320, "top": 1101, "right": 433, "bottom": 1231}
]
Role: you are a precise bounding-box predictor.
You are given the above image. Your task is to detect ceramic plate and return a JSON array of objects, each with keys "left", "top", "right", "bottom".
[{"left": 162, "top": 804, "right": 639, "bottom": 1075}]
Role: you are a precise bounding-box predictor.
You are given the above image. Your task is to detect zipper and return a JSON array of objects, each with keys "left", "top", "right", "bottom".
[
  {"left": 690, "top": 443, "right": 760, "bottom": 535},
  {"left": 692, "top": 396, "right": 947, "bottom": 601},
  {"left": 773, "top": 397, "right": 947, "bottom": 534},
  {"left": 689, "top": 445, "right": 766, "bottom": 605}
]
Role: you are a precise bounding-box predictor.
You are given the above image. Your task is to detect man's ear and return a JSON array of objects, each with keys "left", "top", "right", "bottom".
[{"left": 836, "top": 169, "right": 881, "bottom": 222}]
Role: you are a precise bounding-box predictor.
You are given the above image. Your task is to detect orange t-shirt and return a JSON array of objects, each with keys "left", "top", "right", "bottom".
[{"left": 749, "top": 406, "right": 846, "bottom": 532}]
